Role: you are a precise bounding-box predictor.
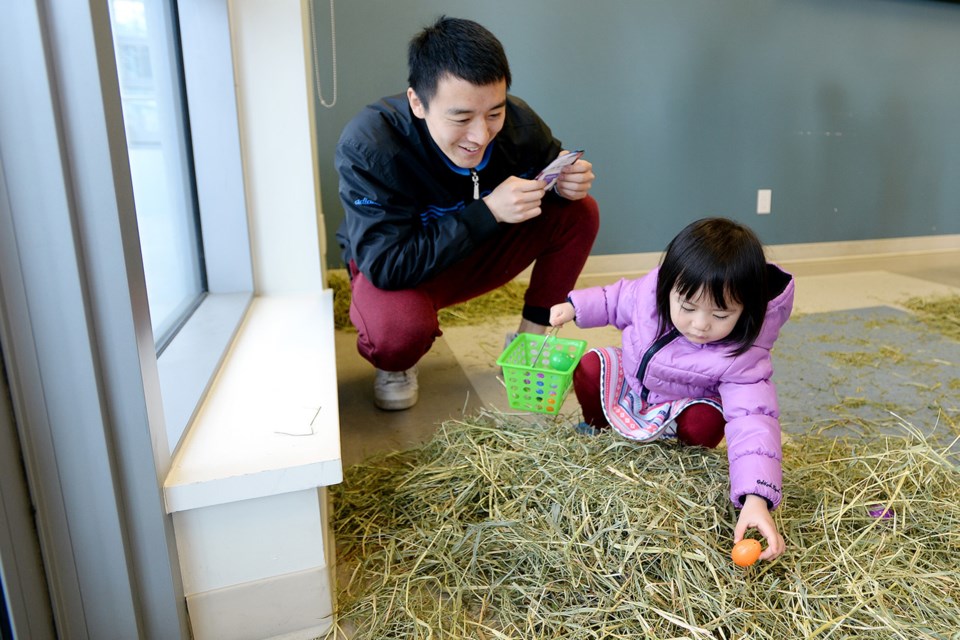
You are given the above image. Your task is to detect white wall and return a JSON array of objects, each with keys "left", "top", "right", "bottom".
[{"left": 230, "top": 0, "right": 326, "bottom": 295}]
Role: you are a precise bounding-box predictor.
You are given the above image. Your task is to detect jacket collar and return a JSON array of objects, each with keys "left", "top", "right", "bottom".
[{"left": 432, "top": 138, "right": 495, "bottom": 175}]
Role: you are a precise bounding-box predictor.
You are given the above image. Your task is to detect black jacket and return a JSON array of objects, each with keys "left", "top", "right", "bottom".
[{"left": 335, "top": 93, "right": 562, "bottom": 290}]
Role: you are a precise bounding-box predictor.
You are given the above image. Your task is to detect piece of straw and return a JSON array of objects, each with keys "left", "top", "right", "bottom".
[
  {"left": 903, "top": 294, "right": 960, "bottom": 343},
  {"left": 327, "top": 269, "right": 528, "bottom": 332}
]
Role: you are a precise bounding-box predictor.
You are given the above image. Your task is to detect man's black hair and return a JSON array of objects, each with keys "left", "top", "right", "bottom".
[{"left": 408, "top": 16, "right": 512, "bottom": 109}]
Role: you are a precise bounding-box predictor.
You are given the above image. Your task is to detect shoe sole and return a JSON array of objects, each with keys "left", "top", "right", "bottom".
[{"left": 374, "top": 393, "right": 419, "bottom": 411}]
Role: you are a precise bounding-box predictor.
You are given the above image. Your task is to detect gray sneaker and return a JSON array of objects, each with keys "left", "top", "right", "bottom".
[{"left": 374, "top": 367, "right": 419, "bottom": 410}]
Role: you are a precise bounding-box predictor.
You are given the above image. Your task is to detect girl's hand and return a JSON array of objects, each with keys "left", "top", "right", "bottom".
[
  {"left": 549, "top": 302, "right": 575, "bottom": 327},
  {"left": 735, "top": 495, "right": 785, "bottom": 562}
]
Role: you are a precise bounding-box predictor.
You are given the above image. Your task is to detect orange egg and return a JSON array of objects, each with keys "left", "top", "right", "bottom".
[{"left": 731, "top": 539, "right": 762, "bottom": 567}]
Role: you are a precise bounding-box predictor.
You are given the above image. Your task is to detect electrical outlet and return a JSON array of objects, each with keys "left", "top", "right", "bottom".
[{"left": 757, "top": 189, "right": 772, "bottom": 215}]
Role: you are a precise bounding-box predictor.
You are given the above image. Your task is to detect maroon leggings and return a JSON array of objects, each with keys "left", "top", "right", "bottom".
[
  {"left": 573, "top": 350, "right": 726, "bottom": 448},
  {"left": 348, "top": 195, "right": 600, "bottom": 371}
]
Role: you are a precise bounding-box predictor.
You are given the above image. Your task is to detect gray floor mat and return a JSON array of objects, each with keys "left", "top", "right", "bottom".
[{"left": 774, "top": 306, "right": 959, "bottom": 441}]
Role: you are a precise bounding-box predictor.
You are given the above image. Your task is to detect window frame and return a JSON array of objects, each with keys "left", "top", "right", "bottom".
[
  {"left": 0, "top": 0, "right": 255, "bottom": 635},
  {"left": 158, "top": 0, "right": 254, "bottom": 461}
]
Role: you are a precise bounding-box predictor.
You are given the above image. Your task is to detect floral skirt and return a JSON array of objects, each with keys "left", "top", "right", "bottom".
[{"left": 595, "top": 346, "right": 722, "bottom": 442}]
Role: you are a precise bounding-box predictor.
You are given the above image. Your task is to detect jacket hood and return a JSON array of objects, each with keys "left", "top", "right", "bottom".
[{"left": 754, "top": 264, "right": 794, "bottom": 351}]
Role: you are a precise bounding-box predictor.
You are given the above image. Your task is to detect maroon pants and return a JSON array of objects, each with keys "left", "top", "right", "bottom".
[
  {"left": 573, "top": 350, "right": 726, "bottom": 448},
  {"left": 348, "top": 195, "right": 600, "bottom": 371}
]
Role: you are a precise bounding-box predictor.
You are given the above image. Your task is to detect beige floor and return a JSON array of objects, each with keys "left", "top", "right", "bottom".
[{"left": 335, "top": 250, "right": 960, "bottom": 468}]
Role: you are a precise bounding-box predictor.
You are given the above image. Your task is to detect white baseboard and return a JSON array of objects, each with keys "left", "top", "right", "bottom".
[
  {"left": 765, "top": 234, "right": 960, "bottom": 263},
  {"left": 327, "top": 234, "right": 959, "bottom": 283},
  {"left": 185, "top": 565, "right": 333, "bottom": 640},
  {"left": 577, "top": 234, "right": 960, "bottom": 279}
]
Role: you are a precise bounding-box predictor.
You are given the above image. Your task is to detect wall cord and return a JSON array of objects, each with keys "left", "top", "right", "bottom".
[{"left": 308, "top": 0, "right": 337, "bottom": 108}]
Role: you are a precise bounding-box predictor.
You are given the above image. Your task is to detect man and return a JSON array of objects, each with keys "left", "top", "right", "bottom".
[{"left": 335, "top": 16, "right": 599, "bottom": 410}]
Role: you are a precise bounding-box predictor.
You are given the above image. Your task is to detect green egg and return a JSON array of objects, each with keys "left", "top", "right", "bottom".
[{"left": 549, "top": 352, "right": 574, "bottom": 370}]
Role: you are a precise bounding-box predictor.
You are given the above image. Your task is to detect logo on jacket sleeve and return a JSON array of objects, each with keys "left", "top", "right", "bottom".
[
  {"left": 354, "top": 197, "right": 381, "bottom": 207},
  {"left": 757, "top": 479, "right": 781, "bottom": 495}
]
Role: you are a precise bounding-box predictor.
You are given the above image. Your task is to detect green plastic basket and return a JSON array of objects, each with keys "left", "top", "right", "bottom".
[{"left": 496, "top": 332, "right": 588, "bottom": 414}]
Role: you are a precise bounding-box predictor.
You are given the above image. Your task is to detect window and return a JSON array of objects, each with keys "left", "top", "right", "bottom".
[
  {"left": 108, "top": 0, "right": 206, "bottom": 350},
  {"left": 105, "top": 0, "right": 254, "bottom": 456}
]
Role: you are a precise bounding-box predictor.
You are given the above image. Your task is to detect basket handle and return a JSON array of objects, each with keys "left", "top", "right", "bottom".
[{"left": 531, "top": 326, "right": 560, "bottom": 366}]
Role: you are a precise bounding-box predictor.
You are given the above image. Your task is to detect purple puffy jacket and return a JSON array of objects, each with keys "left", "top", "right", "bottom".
[{"left": 568, "top": 264, "right": 794, "bottom": 509}]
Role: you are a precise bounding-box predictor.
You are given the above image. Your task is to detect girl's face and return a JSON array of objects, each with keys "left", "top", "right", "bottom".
[{"left": 670, "top": 286, "right": 743, "bottom": 345}]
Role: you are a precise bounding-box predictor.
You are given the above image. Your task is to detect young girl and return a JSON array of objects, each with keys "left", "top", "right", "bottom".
[{"left": 549, "top": 218, "right": 793, "bottom": 562}]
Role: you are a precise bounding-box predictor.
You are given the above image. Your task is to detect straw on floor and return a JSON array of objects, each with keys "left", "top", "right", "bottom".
[
  {"left": 325, "top": 411, "right": 959, "bottom": 640},
  {"left": 904, "top": 294, "right": 960, "bottom": 343},
  {"left": 328, "top": 270, "right": 527, "bottom": 332}
]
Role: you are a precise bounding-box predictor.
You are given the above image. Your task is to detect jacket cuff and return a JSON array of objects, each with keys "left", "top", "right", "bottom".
[
  {"left": 522, "top": 304, "right": 550, "bottom": 326},
  {"left": 567, "top": 291, "right": 585, "bottom": 325},
  {"left": 460, "top": 199, "right": 500, "bottom": 240},
  {"left": 730, "top": 471, "right": 782, "bottom": 511}
]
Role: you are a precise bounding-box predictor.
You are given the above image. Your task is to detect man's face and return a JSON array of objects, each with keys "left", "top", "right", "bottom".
[{"left": 408, "top": 75, "right": 507, "bottom": 169}]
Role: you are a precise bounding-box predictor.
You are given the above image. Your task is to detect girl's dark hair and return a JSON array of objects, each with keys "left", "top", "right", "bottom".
[
  {"left": 408, "top": 16, "right": 512, "bottom": 109},
  {"left": 655, "top": 218, "right": 769, "bottom": 356}
]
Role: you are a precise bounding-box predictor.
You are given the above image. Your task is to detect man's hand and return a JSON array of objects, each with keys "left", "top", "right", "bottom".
[
  {"left": 554, "top": 155, "right": 595, "bottom": 201},
  {"left": 734, "top": 494, "right": 785, "bottom": 562},
  {"left": 483, "top": 176, "right": 547, "bottom": 223}
]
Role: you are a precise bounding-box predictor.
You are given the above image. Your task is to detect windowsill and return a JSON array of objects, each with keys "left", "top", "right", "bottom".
[
  {"left": 162, "top": 289, "right": 342, "bottom": 514},
  {"left": 157, "top": 292, "right": 252, "bottom": 455}
]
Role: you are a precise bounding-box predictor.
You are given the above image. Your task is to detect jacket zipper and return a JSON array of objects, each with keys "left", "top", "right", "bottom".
[
  {"left": 470, "top": 169, "right": 479, "bottom": 200},
  {"left": 637, "top": 327, "right": 680, "bottom": 402}
]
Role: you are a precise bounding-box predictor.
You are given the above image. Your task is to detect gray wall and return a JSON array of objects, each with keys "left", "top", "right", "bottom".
[{"left": 311, "top": 0, "right": 960, "bottom": 267}]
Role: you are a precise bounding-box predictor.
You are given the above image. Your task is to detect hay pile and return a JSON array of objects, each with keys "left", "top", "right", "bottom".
[{"left": 326, "top": 412, "right": 960, "bottom": 639}]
